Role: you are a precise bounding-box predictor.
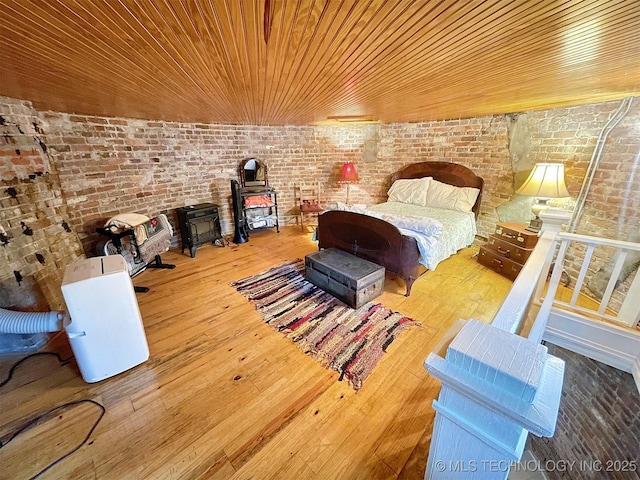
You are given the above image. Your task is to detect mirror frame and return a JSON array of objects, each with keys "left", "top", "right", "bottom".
[{"left": 239, "top": 157, "right": 268, "bottom": 189}]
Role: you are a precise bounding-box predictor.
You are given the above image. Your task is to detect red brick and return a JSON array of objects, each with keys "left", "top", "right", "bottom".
[
  {"left": 4, "top": 95, "right": 640, "bottom": 317},
  {"left": 11, "top": 156, "right": 31, "bottom": 165}
]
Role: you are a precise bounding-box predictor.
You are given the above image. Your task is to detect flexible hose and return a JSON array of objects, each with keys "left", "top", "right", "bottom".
[{"left": 0, "top": 308, "right": 63, "bottom": 334}]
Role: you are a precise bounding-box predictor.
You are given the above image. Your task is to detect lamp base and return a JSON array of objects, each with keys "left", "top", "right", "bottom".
[
  {"left": 525, "top": 217, "right": 543, "bottom": 233},
  {"left": 525, "top": 198, "right": 550, "bottom": 233}
]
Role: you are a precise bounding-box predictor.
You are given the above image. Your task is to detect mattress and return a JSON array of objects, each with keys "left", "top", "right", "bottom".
[{"left": 366, "top": 201, "right": 477, "bottom": 270}]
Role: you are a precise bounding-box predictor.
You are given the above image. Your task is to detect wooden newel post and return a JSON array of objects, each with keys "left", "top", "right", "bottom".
[{"left": 424, "top": 319, "right": 565, "bottom": 479}]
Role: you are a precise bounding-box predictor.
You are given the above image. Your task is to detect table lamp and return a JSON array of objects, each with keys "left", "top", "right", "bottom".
[
  {"left": 516, "top": 162, "right": 570, "bottom": 232},
  {"left": 337, "top": 162, "right": 359, "bottom": 204}
]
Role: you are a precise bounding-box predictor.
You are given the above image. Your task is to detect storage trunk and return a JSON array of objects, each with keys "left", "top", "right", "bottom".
[
  {"left": 486, "top": 235, "right": 534, "bottom": 264},
  {"left": 494, "top": 222, "right": 538, "bottom": 249},
  {"left": 478, "top": 246, "right": 524, "bottom": 281},
  {"left": 305, "top": 248, "right": 385, "bottom": 308}
]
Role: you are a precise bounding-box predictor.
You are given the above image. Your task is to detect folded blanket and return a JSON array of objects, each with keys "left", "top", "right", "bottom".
[
  {"left": 136, "top": 214, "right": 173, "bottom": 264},
  {"left": 134, "top": 224, "right": 148, "bottom": 244},
  {"left": 104, "top": 212, "right": 150, "bottom": 232},
  {"left": 244, "top": 195, "right": 274, "bottom": 208}
]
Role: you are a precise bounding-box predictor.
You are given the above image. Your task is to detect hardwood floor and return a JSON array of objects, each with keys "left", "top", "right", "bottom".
[{"left": 0, "top": 227, "right": 513, "bottom": 480}]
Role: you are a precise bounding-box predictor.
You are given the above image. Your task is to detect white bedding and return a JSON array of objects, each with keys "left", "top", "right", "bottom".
[{"left": 329, "top": 201, "right": 476, "bottom": 270}]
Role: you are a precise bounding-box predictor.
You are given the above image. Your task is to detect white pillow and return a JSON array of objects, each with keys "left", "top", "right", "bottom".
[
  {"left": 425, "top": 179, "right": 480, "bottom": 212},
  {"left": 387, "top": 177, "right": 431, "bottom": 206}
]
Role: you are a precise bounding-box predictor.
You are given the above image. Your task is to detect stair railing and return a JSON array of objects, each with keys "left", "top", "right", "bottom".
[{"left": 531, "top": 232, "right": 640, "bottom": 345}]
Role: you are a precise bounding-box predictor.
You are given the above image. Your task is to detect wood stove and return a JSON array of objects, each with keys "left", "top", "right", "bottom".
[{"left": 176, "top": 203, "right": 223, "bottom": 257}]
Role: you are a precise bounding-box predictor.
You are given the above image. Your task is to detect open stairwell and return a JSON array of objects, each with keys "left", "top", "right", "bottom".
[{"left": 423, "top": 212, "right": 640, "bottom": 479}]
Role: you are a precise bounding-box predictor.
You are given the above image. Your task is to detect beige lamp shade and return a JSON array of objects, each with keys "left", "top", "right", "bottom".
[
  {"left": 516, "top": 163, "right": 570, "bottom": 198},
  {"left": 517, "top": 163, "right": 570, "bottom": 232}
]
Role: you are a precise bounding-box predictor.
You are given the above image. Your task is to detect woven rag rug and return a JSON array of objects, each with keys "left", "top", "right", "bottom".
[{"left": 231, "top": 259, "right": 420, "bottom": 390}]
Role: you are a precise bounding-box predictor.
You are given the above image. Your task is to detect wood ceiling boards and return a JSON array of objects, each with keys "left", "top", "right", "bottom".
[{"left": 1, "top": 0, "right": 639, "bottom": 125}]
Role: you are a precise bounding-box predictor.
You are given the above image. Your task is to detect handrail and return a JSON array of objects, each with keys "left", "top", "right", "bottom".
[
  {"left": 533, "top": 232, "right": 640, "bottom": 331},
  {"left": 566, "top": 97, "right": 633, "bottom": 233},
  {"left": 490, "top": 230, "right": 557, "bottom": 334},
  {"left": 552, "top": 231, "right": 640, "bottom": 251},
  {"left": 423, "top": 222, "right": 640, "bottom": 479},
  {"left": 423, "top": 227, "right": 565, "bottom": 480}
]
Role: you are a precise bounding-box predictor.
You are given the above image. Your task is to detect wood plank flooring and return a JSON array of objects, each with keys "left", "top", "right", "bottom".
[{"left": 0, "top": 227, "right": 513, "bottom": 480}]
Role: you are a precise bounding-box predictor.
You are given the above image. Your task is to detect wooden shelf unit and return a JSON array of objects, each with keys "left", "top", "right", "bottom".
[{"left": 241, "top": 188, "right": 279, "bottom": 233}]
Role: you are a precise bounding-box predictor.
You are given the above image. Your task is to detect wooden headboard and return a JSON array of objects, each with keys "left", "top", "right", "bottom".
[{"left": 390, "top": 161, "right": 484, "bottom": 218}]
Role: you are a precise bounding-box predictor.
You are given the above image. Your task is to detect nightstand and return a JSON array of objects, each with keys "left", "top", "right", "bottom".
[{"left": 478, "top": 222, "right": 538, "bottom": 281}]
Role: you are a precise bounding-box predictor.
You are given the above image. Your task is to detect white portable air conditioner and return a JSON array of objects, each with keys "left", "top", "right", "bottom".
[{"left": 61, "top": 255, "right": 149, "bottom": 383}]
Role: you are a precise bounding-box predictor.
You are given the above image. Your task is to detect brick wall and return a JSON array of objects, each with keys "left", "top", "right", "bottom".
[
  {"left": 526, "top": 101, "right": 640, "bottom": 240},
  {"left": 1, "top": 94, "right": 638, "bottom": 313},
  {"left": 38, "top": 98, "right": 638, "bottom": 257},
  {"left": 38, "top": 112, "right": 511, "bottom": 253},
  {"left": 516, "top": 100, "right": 640, "bottom": 310},
  {"left": 529, "top": 344, "right": 640, "bottom": 480},
  {"left": 0, "top": 98, "right": 84, "bottom": 312}
]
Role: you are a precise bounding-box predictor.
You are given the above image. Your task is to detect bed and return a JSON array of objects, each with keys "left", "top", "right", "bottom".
[{"left": 316, "top": 162, "right": 484, "bottom": 296}]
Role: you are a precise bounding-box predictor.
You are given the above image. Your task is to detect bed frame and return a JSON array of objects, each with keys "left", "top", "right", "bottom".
[{"left": 316, "top": 162, "right": 484, "bottom": 296}]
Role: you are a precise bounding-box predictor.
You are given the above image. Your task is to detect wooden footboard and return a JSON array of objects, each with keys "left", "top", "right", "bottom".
[{"left": 316, "top": 211, "right": 422, "bottom": 296}]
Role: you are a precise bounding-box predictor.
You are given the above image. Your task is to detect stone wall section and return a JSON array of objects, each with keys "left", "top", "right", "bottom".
[{"left": 0, "top": 98, "right": 84, "bottom": 312}]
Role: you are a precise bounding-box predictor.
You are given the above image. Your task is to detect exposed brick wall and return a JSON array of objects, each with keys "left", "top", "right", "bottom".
[
  {"left": 529, "top": 344, "right": 640, "bottom": 480},
  {"left": 521, "top": 99, "right": 640, "bottom": 240},
  {"left": 38, "top": 98, "right": 639, "bottom": 261},
  {"left": 517, "top": 99, "right": 640, "bottom": 311},
  {"left": 376, "top": 118, "right": 512, "bottom": 240},
  {"left": 0, "top": 98, "right": 84, "bottom": 312},
  {"left": 1, "top": 94, "right": 638, "bottom": 314},
  {"left": 39, "top": 112, "right": 511, "bottom": 254}
]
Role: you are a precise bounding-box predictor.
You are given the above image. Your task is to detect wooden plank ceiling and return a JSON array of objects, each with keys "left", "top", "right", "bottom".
[{"left": 1, "top": 0, "right": 639, "bottom": 125}]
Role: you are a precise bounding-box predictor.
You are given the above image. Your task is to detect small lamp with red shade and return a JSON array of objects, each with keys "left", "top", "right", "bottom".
[{"left": 337, "top": 162, "right": 359, "bottom": 204}]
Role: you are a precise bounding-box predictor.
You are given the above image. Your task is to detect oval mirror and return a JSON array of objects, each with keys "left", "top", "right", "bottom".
[{"left": 240, "top": 158, "right": 267, "bottom": 189}]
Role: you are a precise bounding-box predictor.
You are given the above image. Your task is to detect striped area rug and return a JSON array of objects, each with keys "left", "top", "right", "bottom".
[{"left": 231, "top": 259, "right": 420, "bottom": 391}]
